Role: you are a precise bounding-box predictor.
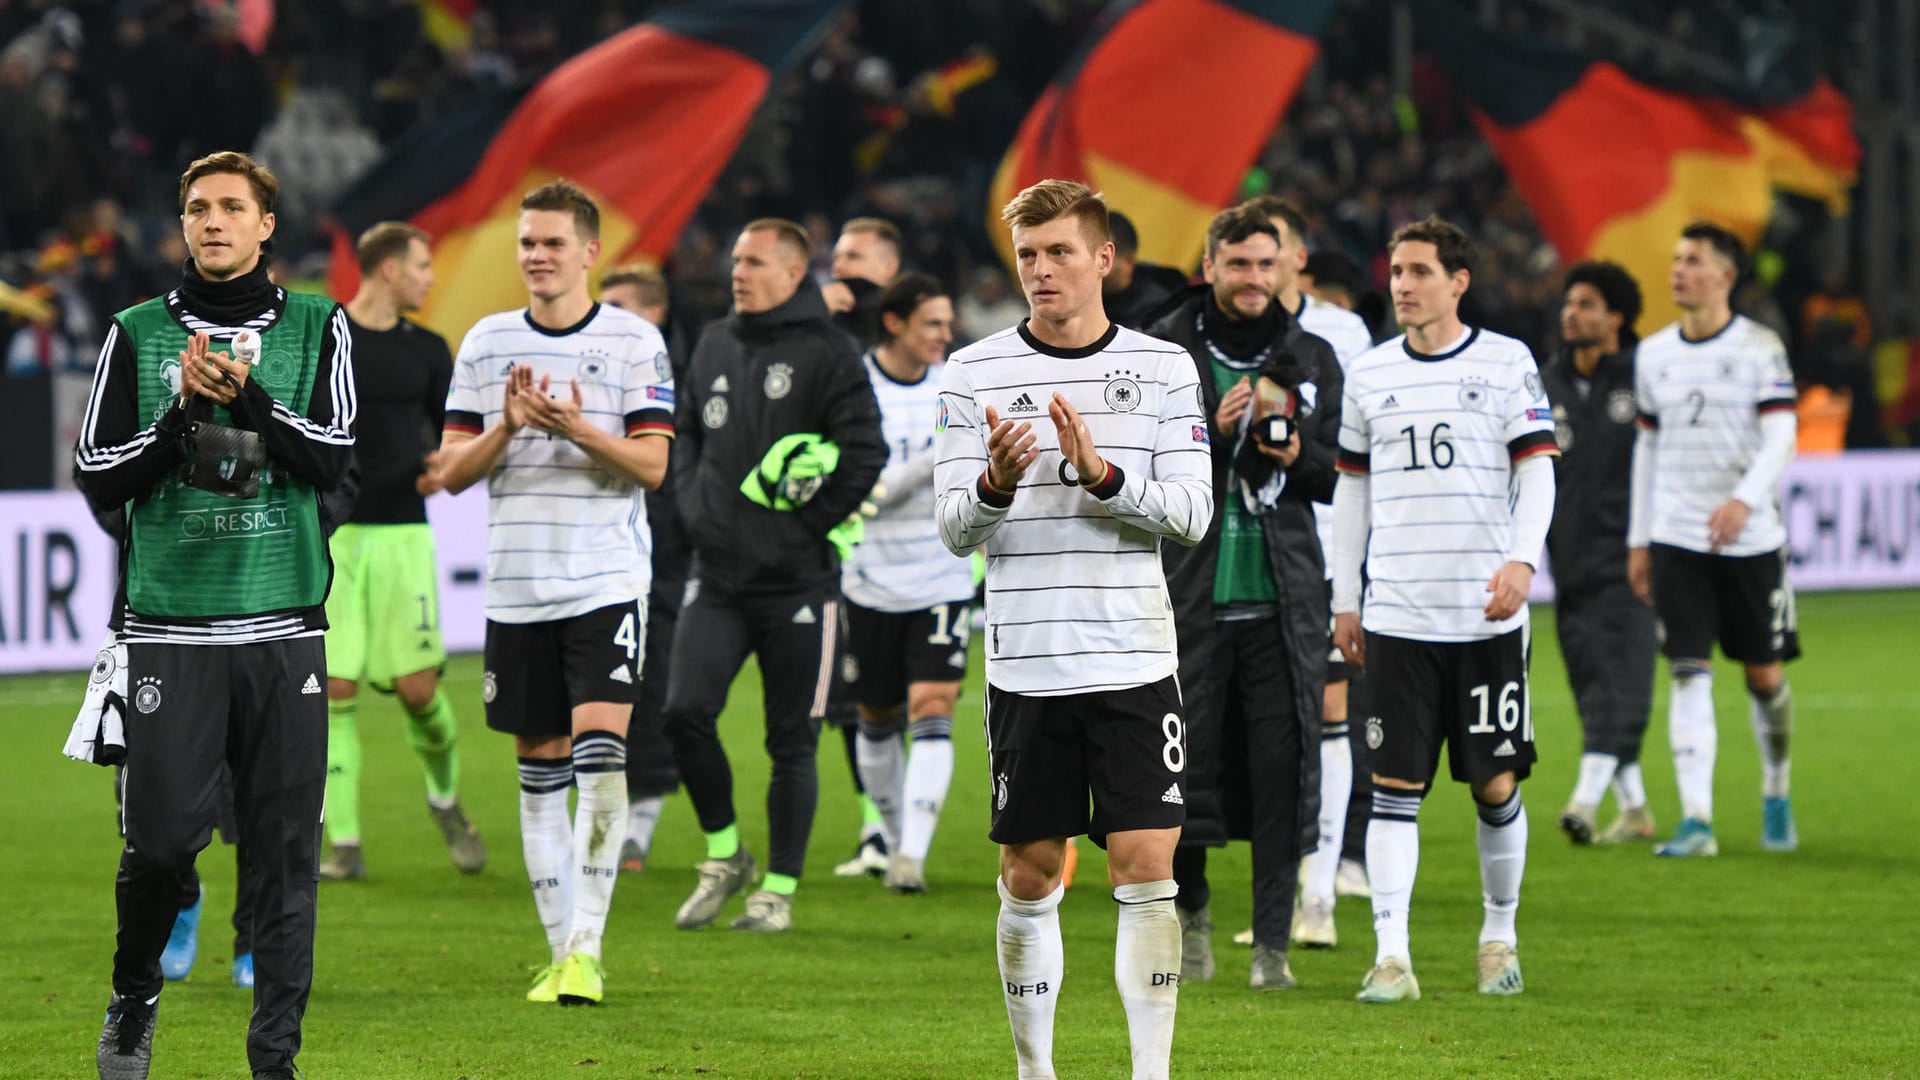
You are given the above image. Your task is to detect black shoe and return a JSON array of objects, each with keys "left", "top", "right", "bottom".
[
  {"left": 96, "top": 993, "right": 157, "bottom": 1080},
  {"left": 253, "top": 1071, "right": 298, "bottom": 1079}
]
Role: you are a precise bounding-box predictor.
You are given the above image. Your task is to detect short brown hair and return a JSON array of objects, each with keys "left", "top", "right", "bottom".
[
  {"left": 179, "top": 151, "right": 279, "bottom": 214},
  {"left": 1001, "top": 179, "right": 1111, "bottom": 249},
  {"left": 1389, "top": 214, "right": 1475, "bottom": 276},
  {"left": 601, "top": 263, "right": 668, "bottom": 309},
  {"left": 742, "top": 217, "right": 812, "bottom": 261},
  {"left": 1205, "top": 205, "right": 1280, "bottom": 258},
  {"left": 356, "top": 222, "right": 430, "bottom": 277},
  {"left": 521, "top": 179, "right": 600, "bottom": 241},
  {"left": 1680, "top": 221, "right": 1745, "bottom": 276},
  {"left": 840, "top": 216, "right": 901, "bottom": 252},
  {"left": 1240, "top": 194, "right": 1310, "bottom": 248}
]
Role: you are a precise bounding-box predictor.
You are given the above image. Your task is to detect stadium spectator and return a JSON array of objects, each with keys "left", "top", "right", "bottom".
[{"left": 1101, "top": 210, "right": 1188, "bottom": 330}]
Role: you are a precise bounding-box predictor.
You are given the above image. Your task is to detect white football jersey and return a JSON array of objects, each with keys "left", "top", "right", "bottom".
[
  {"left": 445, "top": 304, "right": 674, "bottom": 623},
  {"left": 1301, "top": 293, "right": 1374, "bottom": 577},
  {"left": 1337, "top": 326, "right": 1558, "bottom": 642},
  {"left": 935, "top": 323, "right": 1212, "bottom": 696},
  {"left": 1633, "top": 315, "right": 1795, "bottom": 556},
  {"left": 841, "top": 353, "right": 974, "bottom": 613}
]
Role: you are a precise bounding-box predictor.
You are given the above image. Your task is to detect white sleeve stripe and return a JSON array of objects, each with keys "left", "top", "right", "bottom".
[
  {"left": 267, "top": 308, "right": 356, "bottom": 444},
  {"left": 76, "top": 323, "right": 165, "bottom": 471}
]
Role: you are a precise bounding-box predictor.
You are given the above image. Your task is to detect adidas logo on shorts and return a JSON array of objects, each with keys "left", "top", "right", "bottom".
[
  {"left": 1493, "top": 738, "right": 1517, "bottom": 758},
  {"left": 300, "top": 674, "right": 322, "bottom": 695},
  {"left": 1161, "top": 783, "right": 1184, "bottom": 805},
  {"left": 1006, "top": 392, "right": 1040, "bottom": 414},
  {"left": 609, "top": 664, "right": 633, "bottom": 684},
  {"left": 792, "top": 606, "right": 816, "bottom": 625}
]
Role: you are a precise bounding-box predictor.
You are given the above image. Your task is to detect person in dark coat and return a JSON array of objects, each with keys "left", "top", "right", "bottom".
[{"left": 1148, "top": 205, "right": 1341, "bottom": 990}]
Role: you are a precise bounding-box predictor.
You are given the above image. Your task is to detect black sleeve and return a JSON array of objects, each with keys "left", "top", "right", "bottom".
[
  {"left": 425, "top": 333, "right": 452, "bottom": 434},
  {"left": 794, "top": 332, "right": 886, "bottom": 538},
  {"left": 671, "top": 329, "right": 712, "bottom": 535},
  {"left": 73, "top": 318, "right": 192, "bottom": 513},
  {"left": 230, "top": 303, "right": 357, "bottom": 488},
  {"left": 1286, "top": 345, "right": 1342, "bottom": 505}
]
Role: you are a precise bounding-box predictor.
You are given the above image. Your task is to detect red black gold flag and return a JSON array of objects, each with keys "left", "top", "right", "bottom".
[
  {"left": 1418, "top": 8, "right": 1860, "bottom": 330},
  {"left": 416, "top": 0, "right": 477, "bottom": 52},
  {"left": 988, "top": 0, "right": 1341, "bottom": 273},
  {"left": 328, "top": 1, "right": 845, "bottom": 342}
]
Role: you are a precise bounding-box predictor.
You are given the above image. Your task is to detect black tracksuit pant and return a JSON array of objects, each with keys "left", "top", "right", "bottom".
[
  {"left": 1172, "top": 615, "right": 1304, "bottom": 952},
  {"left": 1556, "top": 578, "right": 1658, "bottom": 762},
  {"left": 665, "top": 578, "right": 838, "bottom": 879},
  {"left": 626, "top": 567, "right": 686, "bottom": 801},
  {"left": 116, "top": 638, "right": 325, "bottom": 1074}
]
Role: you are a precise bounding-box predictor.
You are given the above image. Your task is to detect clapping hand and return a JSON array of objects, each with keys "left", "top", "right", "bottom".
[
  {"left": 1049, "top": 392, "right": 1106, "bottom": 488},
  {"left": 984, "top": 404, "right": 1040, "bottom": 493}
]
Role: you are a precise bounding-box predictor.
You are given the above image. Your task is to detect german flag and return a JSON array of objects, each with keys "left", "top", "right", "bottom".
[
  {"left": 988, "top": 0, "right": 1340, "bottom": 273},
  {"left": 328, "top": 1, "right": 846, "bottom": 342},
  {"left": 1417, "top": 7, "right": 1859, "bottom": 331},
  {"left": 416, "top": 0, "right": 477, "bottom": 52}
]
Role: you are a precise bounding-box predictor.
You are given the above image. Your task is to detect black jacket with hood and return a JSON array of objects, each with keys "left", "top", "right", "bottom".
[
  {"left": 1147, "top": 285, "right": 1341, "bottom": 854},
  {"left": 674, "top": 279, "right": 885, "bottom": 596}
]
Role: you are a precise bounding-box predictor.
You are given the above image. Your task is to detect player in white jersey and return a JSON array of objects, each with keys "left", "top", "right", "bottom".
[
  {"left": 936, "top": 180, "right": 1211, "bottom": 1080},
  {"left": 838, "top": 272, "right": 974, "bottom": 894},
  {"left": 1244, "top": 194, "right": 1376, "bottom": 931},
  {"left": 1626, "top": 222, "right": 1801, "bottom": 858},
  {"left": 1330, "top": 216, "right": 1557, "bottom": 1004},
  {"left": 424, "top": 181, "right": 672, "bottom": 1007}
]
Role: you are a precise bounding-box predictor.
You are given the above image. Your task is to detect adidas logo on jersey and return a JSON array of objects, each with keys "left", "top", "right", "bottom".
[
  {"left": 1006, "top": 392, "right": 1040, "bottom": 414},
  {"left": 1161, "top": 783, "right": 1184, "bottom": 805},
  {"left": 609, "top": 664, "right": 633, "bottom": 684},
  {"left": 1381, "top": 394, "right": 1400, "bottom": 410},
  {"left": 300, "top": 674, "right": 322, "bottom": 695},
  {"left": 1493, "top": 738, "right": 1516, "bottom": 758},
  {"left": 711, "top": 374, "right": 730, "bottom": 393},
  {"left": 792, "top": 606, "right": 816, "bottom": 624}
]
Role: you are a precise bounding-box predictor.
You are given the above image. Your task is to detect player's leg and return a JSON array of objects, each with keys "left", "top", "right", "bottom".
[
  {"left": 1339, "top": 667, "right": 1373, "bottom": 899},
  {"left": 621, "top": 575, "right": 683, "bottom": 873},
  {"left": 664, "top": 583, "right": 756, "bottom": 930},
  {"left": 1087, "top": 678, "right": 1186, "bottom": 1078},
  {"left": 854, "top": 703, "right": 907, "bottom": 860},
  {"left": 392, "top": 666, "right": 483, "bottom": 872},
  {"left": 1235, "top": 618, "right": 1305, "bottom": 988},
  {"left": 1452, "top": 626, "right": 1538, "bottom": 996},
  {"left": 1355, "top": 632, "right": 1440, "bottom": 1003},
  {"left": 1649, "top": 545, "right": 1721, "bottom": 856},
  {"left": 843, "top": 603, "right": 908, "bottom": 865},
  {"left": 105, "top": 643, "right": 228, "bottom": 1076},
  {"left": 229, "top": 838, "right": 255, "bottom": 988},
  {"left": 226, "top": 638, "right": 327, "bottom": 1077},
  {"left": 889, "top": 600, "right": 971, "bottom": 892},
  {"left": 484, "top": 619, "right": 575, "bottom": 993},
  {"left": 728, "top": 588, "right": 838, "bottom": 930},
  {"left": 551, "top": 601, "right": 644, "bottom": 1002},
  {"left": 988, "top": 687, "right": 1086, "bottom": 1080},
  {"left": 1298, "top": 612, "right": 1350, "bottom": 946},
  {"left": 1556, "top": 588, "right": 1614, "bottom": 843},
  {"left": 319, "top": 524, "right": 369, "bottom": 880},
  {"left": 1599, "top": 584, "right": 1660, "bottom": 842},
  {"left": 1719, "top": 548, "right": 1798, "bottom": 850}
]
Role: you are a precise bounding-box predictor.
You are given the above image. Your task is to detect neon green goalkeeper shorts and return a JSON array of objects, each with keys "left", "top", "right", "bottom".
[{"left": 324, "top": 523, "right": 446, "bottom": 689}]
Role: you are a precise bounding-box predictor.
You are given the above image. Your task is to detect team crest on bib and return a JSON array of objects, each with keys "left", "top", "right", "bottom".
[
  {"left": 1365, "top": 716, "right": 1384, "bottom": 750},
  {"left": 256, "top": 347, "right": 294, "bottom": 387},
  {"left": 1104, "top": 370, "right": 1141, "bottom": 413},
  {"left": 1458, "top": 376, "right": 1491, "bottom": 411},
  {"left": 703, "top": 396, "right": 729, "bottom": 429},
  {"left": 482, "top": 670, "right": 498, "bottom": 705},
  {"left": 764, "top": 362, "right": 794, "bottom": 400},
  {"left": 1607, "top": 389, "right": 1636, "bottom": 424},
  {"left": 134, "top": 677, "right": 163, "bottom": 715},
  {"left": 577, "top": 349, "right": 612, "bottom": 382}
]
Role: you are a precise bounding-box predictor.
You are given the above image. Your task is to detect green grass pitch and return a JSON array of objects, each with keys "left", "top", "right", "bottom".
[{"left": 2, "top": 592, "right": 1917, "bottom": 1078}]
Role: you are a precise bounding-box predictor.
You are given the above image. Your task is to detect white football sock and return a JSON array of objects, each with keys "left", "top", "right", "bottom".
[
  {"left": 1475, "top": 790, "right": 1528, "bottom": 947},
  {"left": 1301, "top": 724, "right": 1352, "bottom": 905},
  {"left": 899, "top": 717, "right": 954, "bottom": 861},
  {"left": 1612, "top": 761, "right": 1648, "bottom": 811},
  {"left": 626, "top": 794, "right": 665, "bottom": 861},
  {"left": 856, "top": 725, "right": 906, "bottom": 849},
  {"left": 565, "top": 732, "right": 627, "bottom": 960},
  {"left": 1367, "top": 789, "right": 1422, "bottom": 967},
  {"left": 516, "top": 757, "right": 574, "bottom": 964},
  {"left": 1669, "top": 664, "right": 1717, "bottom": 822},
  {"left": 1571, "top": 752, "right": 1618, "bottom": 808},
  {"left": 1113, "top": 879, "right": 1180, "bottom": 1080},
  {"left": 1751, "top": 683, "right": 1792, "bottom": 799},
  {"left": 997, "top": 878, "right": 1064, "bottom": 1080}
]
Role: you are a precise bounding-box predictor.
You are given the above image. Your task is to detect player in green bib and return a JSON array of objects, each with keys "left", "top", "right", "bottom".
[
  {"left": 317, "top": 222, "right": 484, "bottom": 882},
  {"left": 76, "top": 152, "right": 355, "bottom": 1080}
]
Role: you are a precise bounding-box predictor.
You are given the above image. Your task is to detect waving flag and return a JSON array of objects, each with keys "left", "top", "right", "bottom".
[
  {"left": 1418, "top": 7, "right": 1859, "bottom": 330},
  {"left": 329, "top": 1, "right": 845, "bottom": 341},
  {"left": 988, "top": 0, "right": 1341, "bottom": 273}
]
